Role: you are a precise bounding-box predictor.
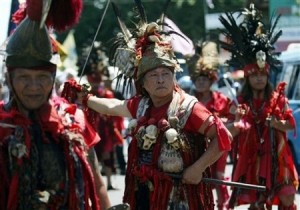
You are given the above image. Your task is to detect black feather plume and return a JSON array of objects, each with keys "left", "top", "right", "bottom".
[
  {"left": 219, "top": 4, "right": 282, "bottom": 71},
  {"left": 133, "top": 0, "right": 147, "bottom": 25},
  {"left": 158, "top": 0, "right": 172, "bottom": 29}
]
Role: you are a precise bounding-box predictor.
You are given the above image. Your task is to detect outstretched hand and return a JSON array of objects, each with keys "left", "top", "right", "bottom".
[
  {"left": 266, "top": 115, "right": 279, "bottom": 128},
  {"left": 235, "top": 104, "right": 249, "bottom": 122},
  {"left": 60, "top": 79, "right": 91, "bottom": 105}
]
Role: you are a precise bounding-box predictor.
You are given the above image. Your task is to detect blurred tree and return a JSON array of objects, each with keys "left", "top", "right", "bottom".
[{"left": 55, "top": 0, "right": 249, "bottom": 67}]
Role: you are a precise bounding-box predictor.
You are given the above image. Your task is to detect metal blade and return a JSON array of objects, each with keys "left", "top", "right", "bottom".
[
  {"left": 166, "top": 172, "right": 266, "bottom": 191},
  {"left": 0, "top": 122, "right": 17, "bottom": 128},
  {"left": 202, "top": 177, "right": 266, "bottom": 191}
]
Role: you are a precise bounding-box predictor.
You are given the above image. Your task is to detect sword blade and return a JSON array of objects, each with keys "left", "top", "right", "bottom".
[
  {"left": 202, "top": 177, "right": 266, "bottom": 191},
  {"left": 166, "top": 173, "right": 266, "bottom": 191},
  {"left": 223, "top": 74, "right": 239, "bottom": 106},
  {"left": 0, "top": 122, "right": 17, "bottom": 128}
]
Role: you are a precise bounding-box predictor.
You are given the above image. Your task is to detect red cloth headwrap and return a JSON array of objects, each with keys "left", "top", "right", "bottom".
[{"left": 243, "top": 63, "right": 269, "bottom": 77}]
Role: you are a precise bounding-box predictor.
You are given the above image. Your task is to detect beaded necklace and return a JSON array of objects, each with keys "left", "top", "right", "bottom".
[
  {"left": 249, "top": 99, "right": 266, "bottom": 124},
  {"left": 249, "top": 99, "right": 266, "bottom": 144}
]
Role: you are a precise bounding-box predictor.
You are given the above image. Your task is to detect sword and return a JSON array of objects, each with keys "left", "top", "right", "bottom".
[
  {"left": 202, "top": 177, "right": 266, "bottom": 191},
  {"left": 78, "top": 0, "right": 111, "bottom": 84},
  {"left": 0, "top": 122, "right": 17, "bottom": 128},
  {"left": 222, "top": 73, "right": 239, "bottom": 106},
  {"left": 167, "top": 173, "right": 266, "bottom": 191}
]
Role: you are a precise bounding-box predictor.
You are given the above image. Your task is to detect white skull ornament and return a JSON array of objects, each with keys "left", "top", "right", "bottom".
[
  {"left": 256, "top": 50, "right": 266, "bottom": 69},
  {"left": 142, "top": 125, "right": 158, "bottom": 150},
  {"left": 165, "top": 128, "right": 180, "bottom": 150}
]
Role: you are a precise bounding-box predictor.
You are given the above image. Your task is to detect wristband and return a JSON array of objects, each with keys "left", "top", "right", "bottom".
[{"left": 82, "top": 94, "right": 93, "bottom": 109}]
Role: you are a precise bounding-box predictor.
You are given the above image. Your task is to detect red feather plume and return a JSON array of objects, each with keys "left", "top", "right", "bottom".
[
  {"left": 46, "top": 0, "right": 83, "bottom": 31},
  {"left": 12, "top": 0, "right": 83, "bottom": 32}
]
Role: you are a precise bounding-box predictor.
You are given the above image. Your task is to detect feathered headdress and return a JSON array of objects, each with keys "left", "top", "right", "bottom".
[
  {"left": 219, "top": 3, "right": 282, "bottom": 77},
  {"left": 186, "top": 41, "right": 219, "bottom": 82},
  {"left": 77, "top": 41, "right": 109, "bottom": 83},
  {"left": 4, "top": 0, "right": 83, "bottom": 70},
  {"left": 109, "top": 0, "right": 184, "bottom": 95}
]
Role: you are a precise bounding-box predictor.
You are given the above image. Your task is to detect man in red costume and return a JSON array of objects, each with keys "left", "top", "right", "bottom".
[
  {"left": 75, "top": 2, "right": 233, "bottom": 209},
  {"left": 77, "top": 42, "right": 126, "bottom": 189},
  {"left": 221, "top": 4, "right": 299, "bottom": 210},
  {"left": 0, "top": 1, "right": 111, "bottom": 209},
  {"left": 187, "top": 41, "right": 232, "bottom": 210}
]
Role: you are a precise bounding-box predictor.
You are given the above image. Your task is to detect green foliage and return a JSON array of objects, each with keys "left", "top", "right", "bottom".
[{"left": 56, "top": 0, "right": 247, "bottom": 60}]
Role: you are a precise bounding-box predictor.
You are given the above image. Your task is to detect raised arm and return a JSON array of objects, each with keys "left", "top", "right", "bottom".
[{"left": 77, "top": 93, "right": 132, "bottom": 118}]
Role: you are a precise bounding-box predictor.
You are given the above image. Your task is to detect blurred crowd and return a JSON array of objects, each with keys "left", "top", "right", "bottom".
[{"left": 0, "top": 1, "right": 298, "bottom": 209}]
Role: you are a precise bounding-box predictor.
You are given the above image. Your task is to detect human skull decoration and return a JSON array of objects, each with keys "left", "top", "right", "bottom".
[
  {"left": 142, "top": 125, "right": 158, "bottom": 150},
  {"left": 165, "top": 128, "right": 180, "bottom": 150},
  {"left": 256, "top": 50, "right": 266, "bottom": 69},
  {"left": 10, "top": 143, "right": 27, "bottom": 158},
  {"left": 168, "top": 116, "right": 179, "bottom": 129}
]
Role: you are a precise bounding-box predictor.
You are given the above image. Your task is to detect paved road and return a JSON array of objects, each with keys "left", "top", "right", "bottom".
[{"left": 106, "top": 164, "right": 300, "bottom": 209}]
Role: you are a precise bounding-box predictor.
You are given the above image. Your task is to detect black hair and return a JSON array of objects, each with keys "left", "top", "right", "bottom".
[{"left": 240, "top": 77, "right": 274, "bottom": 101}]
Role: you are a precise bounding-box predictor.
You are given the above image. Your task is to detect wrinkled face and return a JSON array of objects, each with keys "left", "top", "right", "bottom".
[
  {"left": 11, "top": 68, "right": 54, "bottom": 110},
  {"left": 248, "top": 72, "right": 268, "bottom": 91},
  {"left": 194, "top": 75, "right": 212, "bottom": 93},
  {"left": 143, "top": 67, "right": 174, "bottom": 98}
]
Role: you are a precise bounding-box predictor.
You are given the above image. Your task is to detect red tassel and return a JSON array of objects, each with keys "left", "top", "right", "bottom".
[
  {"left": 25, "top": 0, "right": 83, "bottom": 31},
  {"left": 47, "top": 0, "right": 83, "bottom": 31},
  {"left": 61, "top": 79, "right": 82, "bottom": 103},
  {"left": 26, "top": 0, "right": 43, "bottom": 21}
]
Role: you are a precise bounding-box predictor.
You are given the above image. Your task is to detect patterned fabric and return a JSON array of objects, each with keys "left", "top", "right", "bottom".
[
  {"left": 195, "top": 90, "right": 231, "bottom": 208},
  {"left": 0, "top": 97, "right": 100, "bottom": 210}
]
